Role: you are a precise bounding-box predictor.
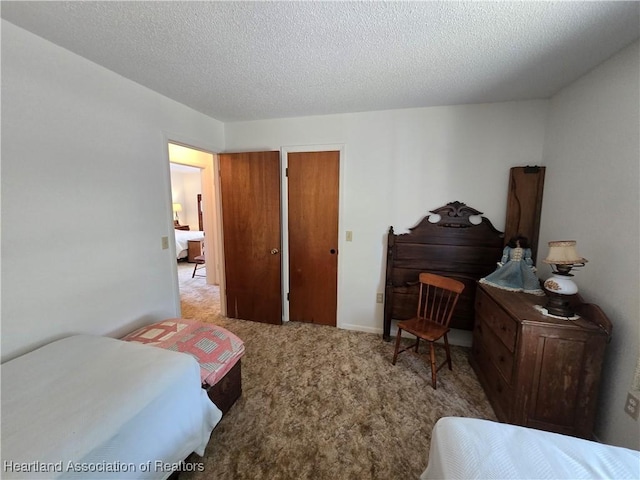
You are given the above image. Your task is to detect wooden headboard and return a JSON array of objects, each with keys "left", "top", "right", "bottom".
[{"left": 383, "top": 201, "right": 504, "bottom": 340}]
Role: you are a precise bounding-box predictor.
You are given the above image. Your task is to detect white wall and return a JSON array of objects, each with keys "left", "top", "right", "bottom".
[
  {"left": 1, "top": 21, "right": 225, "bottom": 361},
  {"left": 540, "top": 41, "right": 640, "bottom": 449},
  {"left": 225, "top": 101, "right": 549, "bottom": 339},
  {"left": 170, "top": 166, "right": 202, "bottom": 230}
]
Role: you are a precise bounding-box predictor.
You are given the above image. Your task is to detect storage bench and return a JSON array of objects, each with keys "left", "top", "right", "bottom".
[{"left": 122, "top": 318, "right": 245, "bottom": 414}]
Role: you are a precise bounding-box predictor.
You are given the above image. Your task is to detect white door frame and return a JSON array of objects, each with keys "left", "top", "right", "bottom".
[{"left": 163, "top": 135, "right": 227, "bottom": 318}]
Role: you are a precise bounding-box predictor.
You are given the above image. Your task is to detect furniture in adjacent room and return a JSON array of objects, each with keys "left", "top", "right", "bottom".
[
  {"left": 1, "top": 335, "right": 221, "bottom": 479},
  {"left": 392, "top": 272, "right": 465, "bottom": 388},
  {"left": 175, "top": 222, "right": 190, "bottom": 231},
  {"left": 197, "top": 193, "right": 204, "bottom": 231},
  {"left": 188, "top": 238, "right": 205, "bottom": 263},
  {"left": 192, "top": 255, "right": 206, "bottom": 278},
  {"left": 421, "top": 417, "right": 640, "bottom": 480},
  {"left": 470, "top": 282, "right": 612, "bottom": 439},
  {"left": 174, "top": 229, "right": 205, "bottom": 260},
  {"left": 383, "top": 201, "right": 504, "bottom": 340}
]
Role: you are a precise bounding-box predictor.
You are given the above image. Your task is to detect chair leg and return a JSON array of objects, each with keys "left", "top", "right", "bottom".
[
  {"left": 429, "top": 342, "right": 437, "bottom": 389},
  {"left": 392, "top": 329, "right": 403, "bottom": 365},
  {"left": 443, "top": 334, "right": 452, "bottom": 370},
  {"left": 192, "top": 263, "right": 198, "bottom": 278}
]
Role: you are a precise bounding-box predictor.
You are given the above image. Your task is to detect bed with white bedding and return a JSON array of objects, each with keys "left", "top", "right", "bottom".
[
  {"left": 1, "top": 335, "right": 222, "bottom": 479},
  {"left": 175, "top": 229, "right": 205, "bottom": 259},
  {"left": 421, "top": 417, "right": 640, "bottom": 480}
]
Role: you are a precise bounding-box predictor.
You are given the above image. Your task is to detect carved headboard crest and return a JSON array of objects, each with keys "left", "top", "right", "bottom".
[{"left": 428, "top": 201, "right": 483, "bottom": 228}]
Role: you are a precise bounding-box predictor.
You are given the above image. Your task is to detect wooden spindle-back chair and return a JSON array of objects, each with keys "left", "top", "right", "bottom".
[{"left": 392, "top": 272, "right": 465, "bottom": 388}]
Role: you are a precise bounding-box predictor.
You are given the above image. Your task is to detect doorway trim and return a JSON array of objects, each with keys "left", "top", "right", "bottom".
[
  {"left": 280, "top": 144, "right": 345, "bottom": 325},
  {"left": 162, "top": 133, "right": 227, "bottom": 318}
]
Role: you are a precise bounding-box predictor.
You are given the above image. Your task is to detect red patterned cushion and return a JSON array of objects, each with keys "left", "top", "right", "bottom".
[{"left": 122, "top": 319, "right": 244, "bottom": 386}]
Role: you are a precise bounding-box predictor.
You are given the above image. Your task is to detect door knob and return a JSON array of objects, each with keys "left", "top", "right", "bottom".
[
  {"left": 270, "top": 248, "right": 279, "bottom": 255},
  {"left": 330, "top": 248, "right": 337, "bottom": 254}
]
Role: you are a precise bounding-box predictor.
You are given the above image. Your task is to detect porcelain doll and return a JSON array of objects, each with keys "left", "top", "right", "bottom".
[{"left": 479, "top": 235, "right": 544, "bottom": 295}]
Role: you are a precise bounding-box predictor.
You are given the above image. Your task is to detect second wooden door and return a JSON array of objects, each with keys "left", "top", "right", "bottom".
[{"left": 287, "top": 151, "right": 340, "bottom": 326}]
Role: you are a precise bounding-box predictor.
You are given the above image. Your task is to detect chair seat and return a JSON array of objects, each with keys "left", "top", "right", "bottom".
[
  {"left": 192, "top": 255, "right": 206, "bottom": 278},
  {"left": 397, "top": 317, "right": 449, "bottom": 341}
]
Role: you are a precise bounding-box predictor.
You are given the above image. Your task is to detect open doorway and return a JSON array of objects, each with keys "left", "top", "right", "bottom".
[
  {"left": 168, "top": 143, "right": 224, "bottom": 321},
  {"left": 170, "top": 163, "right": 202, "bottom": 232}
]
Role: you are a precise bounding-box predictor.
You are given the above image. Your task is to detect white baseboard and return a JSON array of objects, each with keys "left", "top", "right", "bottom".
[{"left": 337, "top": 323, "right": 473, "bottom": 348}]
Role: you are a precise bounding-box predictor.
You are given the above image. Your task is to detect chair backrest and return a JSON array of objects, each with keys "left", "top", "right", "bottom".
[{"left": 416, "top": 272, "right": 465, "bottom": 327}]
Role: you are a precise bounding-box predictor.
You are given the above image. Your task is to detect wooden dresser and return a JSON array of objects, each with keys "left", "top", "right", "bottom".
[
  {"left": 470, "top": 283, "right": 611, "bottom": 439},
  {"left": 187, "top": 238, "right": 205, "bottom": 263}
]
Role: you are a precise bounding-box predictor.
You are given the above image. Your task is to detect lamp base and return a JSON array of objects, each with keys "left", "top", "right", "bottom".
[
  {"left": 544, "top": 291, "right": 576, "bottom": 317},
  {"left": 543, "top": 273, "right": 579, "bottom": 317}
]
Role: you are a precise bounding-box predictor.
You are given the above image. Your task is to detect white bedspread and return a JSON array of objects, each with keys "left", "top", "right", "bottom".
[
  {"left": 421, "top": 417, "right": 640, "bottom": 480},
  {"left": 175, "top": 229, "right": 204, "bottom": 259},
  {"left": 1, "top": 335, "right": 221, "bottom": 479}
]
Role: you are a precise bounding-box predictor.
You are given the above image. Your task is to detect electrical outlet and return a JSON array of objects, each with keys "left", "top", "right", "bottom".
[
  {"left": 376, "top": 293, "right": 383, "bottom": 304},
  {"left": 346, "top": 231, "right": 353, "bottom": 242},
  {"left": 624, "top": 391, "right": 640, "bottom": 420},
  {"left": 161, "top": 236, "right": 169, "bottom": 250}
]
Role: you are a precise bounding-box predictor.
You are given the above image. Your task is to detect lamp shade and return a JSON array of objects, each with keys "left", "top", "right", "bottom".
[
  {"left": 543, "top": 240, "right": 587, "bottom": 265},
  {"left": 172, "top": 203, "right": 183, "bottom": 213}
]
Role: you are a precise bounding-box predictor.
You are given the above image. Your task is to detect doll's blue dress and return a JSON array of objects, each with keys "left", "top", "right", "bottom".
[{"left": 479, "top": 246, "right": 544, "bottom": 295}]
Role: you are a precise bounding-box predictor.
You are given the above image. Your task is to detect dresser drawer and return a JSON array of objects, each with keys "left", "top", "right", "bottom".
[
  {"left": 475, "top": 289, "right": 517, "bottom": 352},
  {"left": 474, "top": 318, "right": 515, "bottom": 384},
  {"left": 471, "top": 332, "right": 512, "bottom": 421}
]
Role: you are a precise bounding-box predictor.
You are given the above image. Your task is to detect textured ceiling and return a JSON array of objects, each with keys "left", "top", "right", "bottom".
[{"left": 2, "top": 1, "right": 639, "bottom": 122}]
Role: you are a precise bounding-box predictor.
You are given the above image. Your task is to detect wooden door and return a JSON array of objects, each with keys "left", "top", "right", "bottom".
[
  {"left": 287, "top": 151, "right": 340, "bottom": 326},
  {"left": 219, "top": 151, "right": 282, "bottom": 324}
]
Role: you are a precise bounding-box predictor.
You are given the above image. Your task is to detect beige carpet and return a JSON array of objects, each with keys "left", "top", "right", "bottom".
[{"left": 175, "top": 262, "right": 496, "bottom": 480}]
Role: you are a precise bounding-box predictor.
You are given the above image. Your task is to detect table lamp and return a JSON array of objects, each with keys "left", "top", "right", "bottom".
[
  {"left": 542, "top": 240, "right": 587, "bottom": 317},
  {"left": 172, "top": 203, "right": 183, "bottom": 224}
]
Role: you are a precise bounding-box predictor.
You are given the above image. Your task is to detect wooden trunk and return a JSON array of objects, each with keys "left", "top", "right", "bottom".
[{"left": 206, "top": 360, "right": 242, "bottom": 415}]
